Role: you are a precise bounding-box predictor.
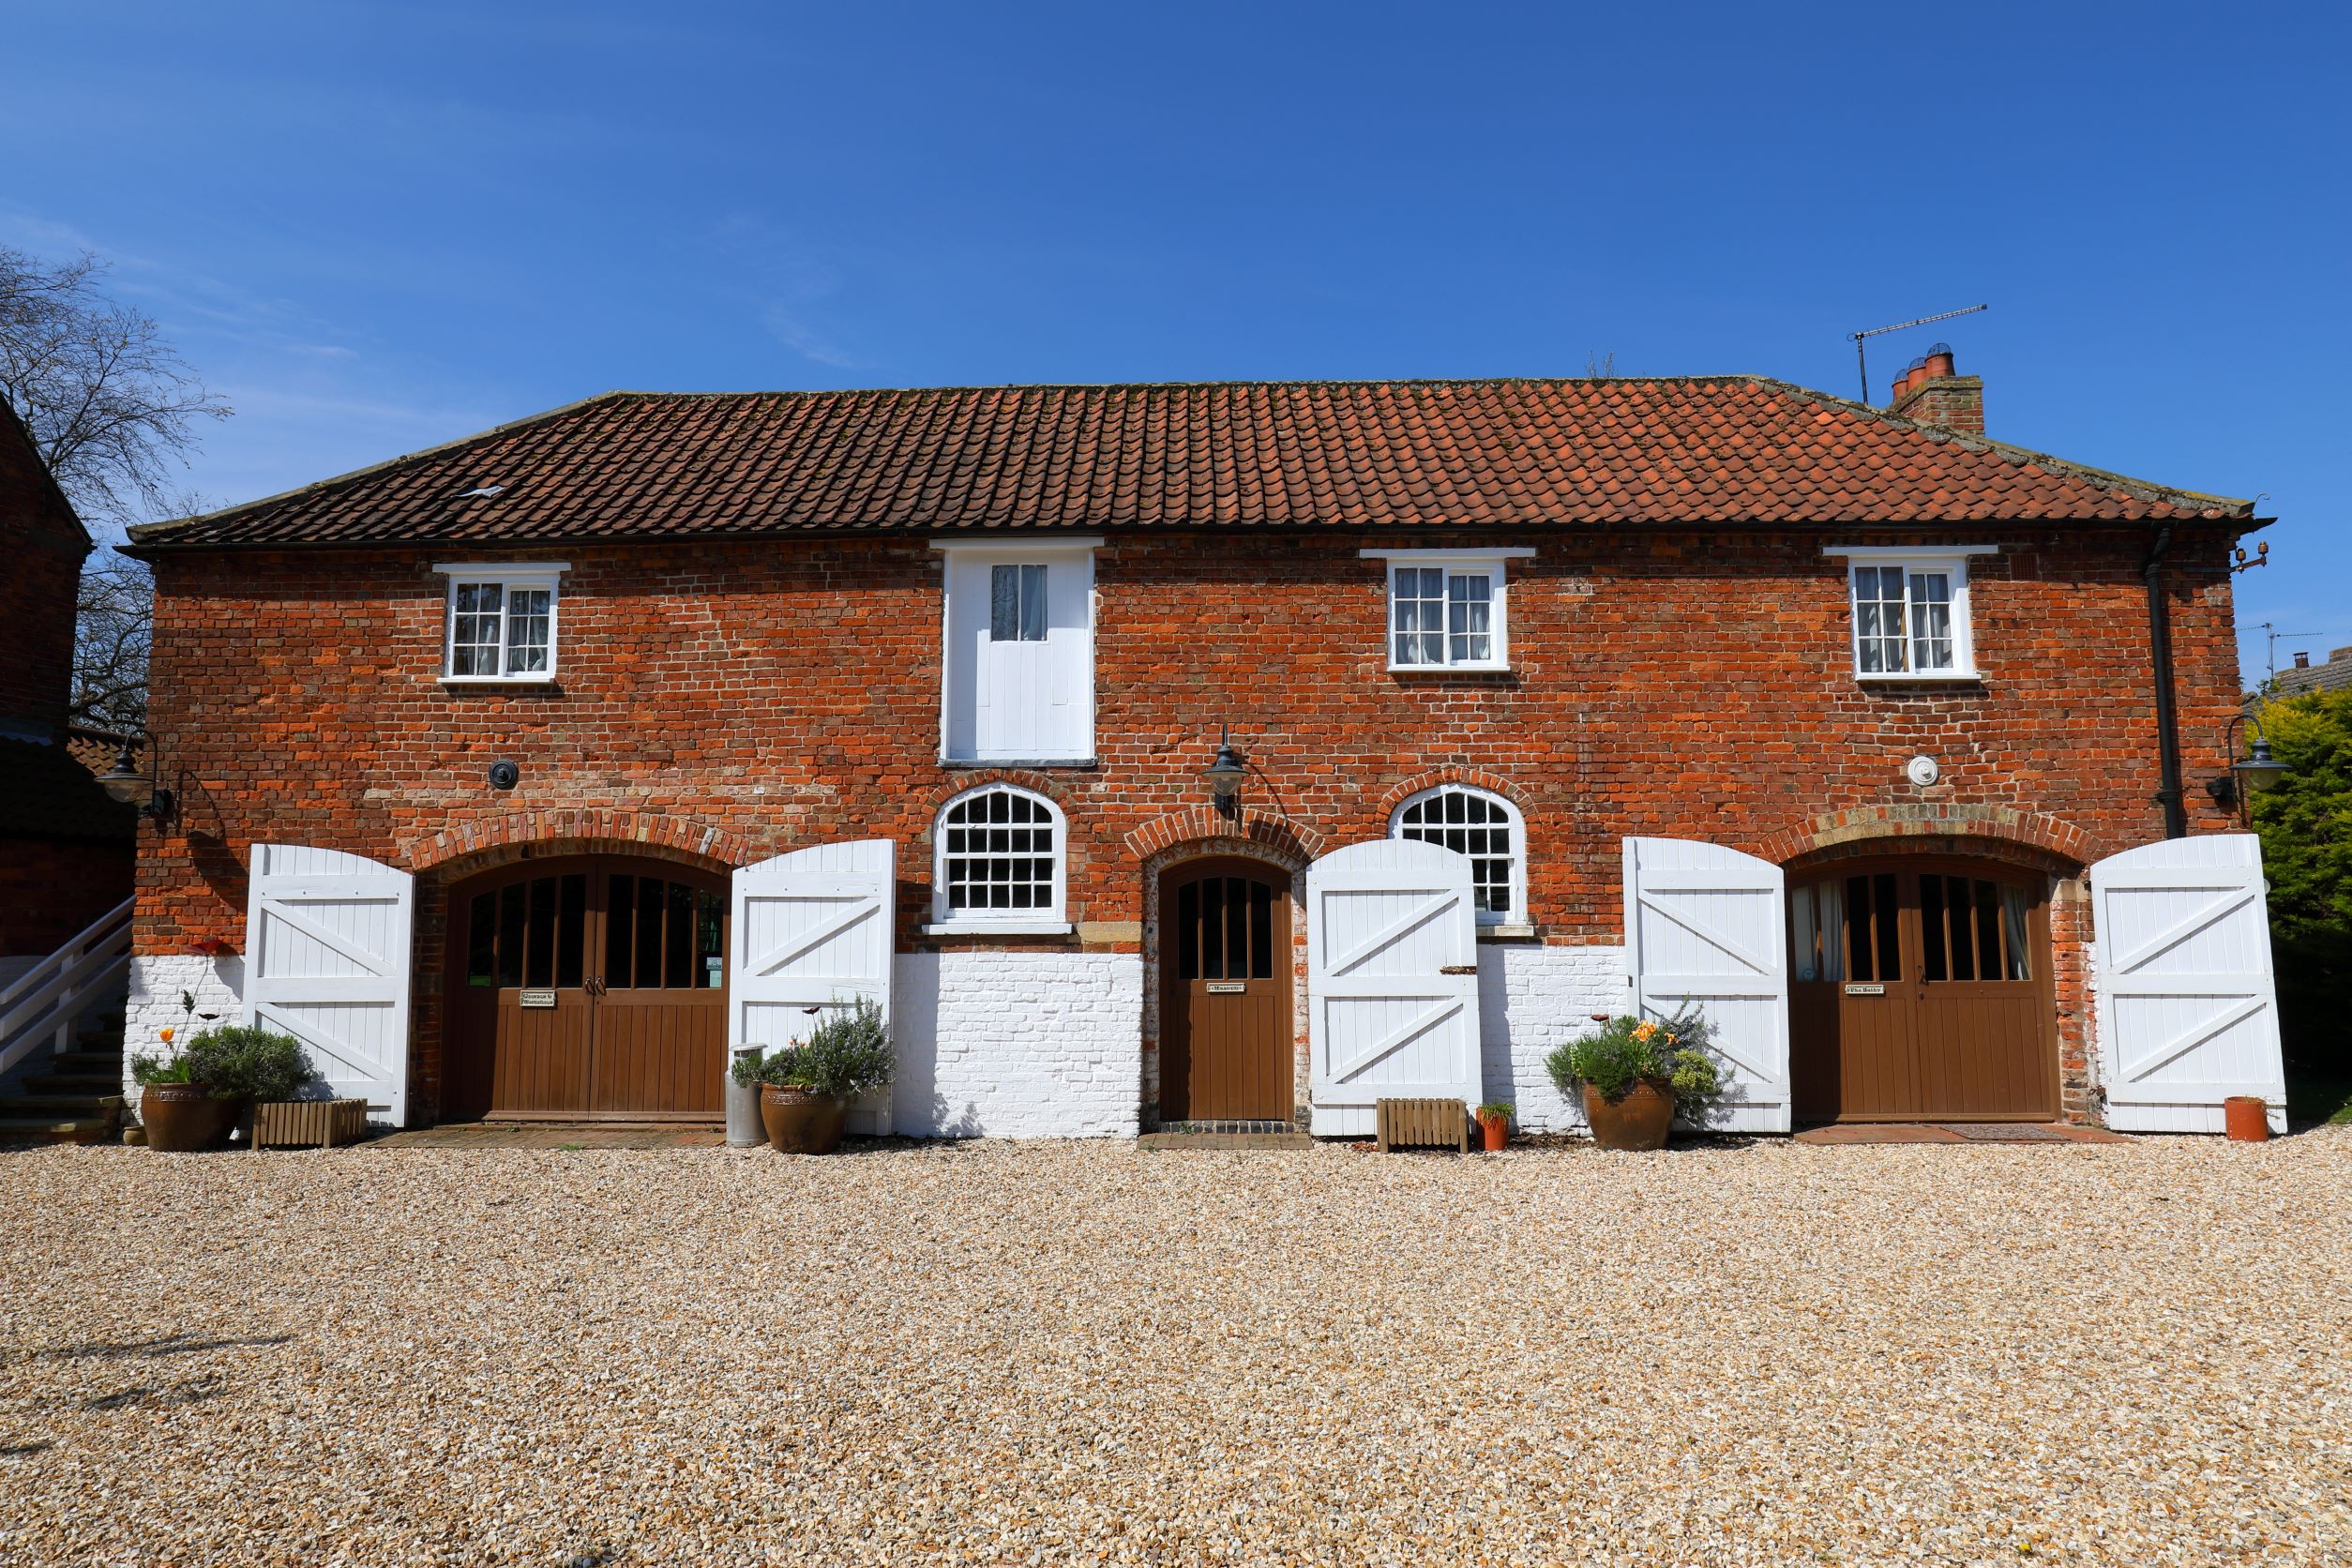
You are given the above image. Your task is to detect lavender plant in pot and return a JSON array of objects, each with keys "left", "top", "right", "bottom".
[
  {"left": 751, "top": 998, "right": 894, "bottom": 1154},
  {"left": 1545, "top": 1013, "right": 1723, "bottom": 1151}
]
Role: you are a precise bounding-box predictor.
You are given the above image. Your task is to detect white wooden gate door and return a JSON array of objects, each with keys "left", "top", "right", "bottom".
[
  {"left": 731, "top": 839, "right": 897, "bottom": 1134},
  {"left": 2090, "top": 833, "right": 2285, "bottom": 1134},
  {"left": 244, "top": 844, "right": 415, "bottom": 1126},
  {"left": 1306, "top": 839, "right": 1479, "bottom": 1136},
  {"left": 1622, "top": 837, "right": 1790, "bottom": 1133}
]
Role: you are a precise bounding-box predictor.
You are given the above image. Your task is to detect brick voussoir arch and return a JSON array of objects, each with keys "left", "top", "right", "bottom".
[
  {"left": 1758, "top": 803, "right": 2093, "bottom": 871},
  {"left": 915, "top": 769, "right": 1078, "bottom": 830},
  {"left": 1375, "top": 766, "right": 1527, "bottom": 821},
  {"left": 405, "top": 809, "right": 754, "bottom": 876},
  {"left": 1122, "top": 807, "right": 1325, "bottom": 865}
]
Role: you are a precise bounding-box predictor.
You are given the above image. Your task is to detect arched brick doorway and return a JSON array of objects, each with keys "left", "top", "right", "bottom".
[{"left": 1156, "top": 854, "right": 1295, "bottom": 1122}]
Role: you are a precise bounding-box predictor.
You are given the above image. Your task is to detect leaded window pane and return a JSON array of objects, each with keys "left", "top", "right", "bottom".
[
  {"left": 1852, "top": 566, "right": 1908, "bottom": 673},
  {"left": 1395, "top": 788, "right": 1519, "bottom": 918},
  {"left": 505, "top": 588, "right": 551, "bottom": 674},
  {"left": 941, "top": 788, "right": 1059, "bottom": 915},
  {"left": 1448, "top": 573, "right": 1492, "bottom": 663},
  {"left": 1392, "top": 567, "right": 1446, "bottom": 665},
  {"left": 450, "top": 581, "right": 503, "bottom": 677},
  {"left": 1908, "top": 571, "right": 1953, "bottom": 671}
]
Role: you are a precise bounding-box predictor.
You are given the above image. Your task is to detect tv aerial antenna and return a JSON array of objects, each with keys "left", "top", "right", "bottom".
[
  {"left": 2257, "top": 621, "right": 2322, "bottom": 681},
  {"left": 1849, "top": 304, "right": 1988, "bottom": 403}
]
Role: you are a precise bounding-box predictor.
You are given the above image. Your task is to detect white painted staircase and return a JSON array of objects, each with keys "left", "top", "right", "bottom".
[{"left": 0, "top": 899, "right": 132, "bottom": 1143}]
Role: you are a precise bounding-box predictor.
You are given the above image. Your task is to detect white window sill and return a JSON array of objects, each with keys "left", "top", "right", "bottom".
[
  {"left": 1388, "top": 662, "right": 1513, "bottom": 675},
  {"left": 440, "top": 675, "right": 559, "bottom": 686},
  {"left": 1853, "top": 671, "right": 1981, "bottom": 684},
  {"left": 919, "top": 920, "right": 1076, "bottom": 938},
  {"left": 938, "top": 756, "right": 1098, "bottom": 769}
]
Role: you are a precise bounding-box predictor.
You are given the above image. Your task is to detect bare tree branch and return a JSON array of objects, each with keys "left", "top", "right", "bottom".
[{"left": 0, "top": 245, "right": 232, "bottom": 529}]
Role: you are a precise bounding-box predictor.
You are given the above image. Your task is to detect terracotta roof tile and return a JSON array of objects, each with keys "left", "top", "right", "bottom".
[{"left": 128, "top": 377, "right": 2250, "bottom": 551}]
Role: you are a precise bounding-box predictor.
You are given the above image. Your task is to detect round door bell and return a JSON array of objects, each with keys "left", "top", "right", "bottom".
[{"left": 1905, "top": 754, "right": 1940, "bottom": 787}]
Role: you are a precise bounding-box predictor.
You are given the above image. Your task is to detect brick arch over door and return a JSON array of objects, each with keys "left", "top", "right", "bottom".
[
  {"left": 407, "top": 810, "right": 755, "bottom": 878},
  {"left": 1138, "top": 835, "right": 1312, "bottom": 1128},
  {"left": 404, "top": 814, "right": 746, "bottom": 1122},
  {"left": 1758, "top": 804, "right": 2094, "bottom": 872},
  {"left": 1123, "top": 808, "right": 1324, "bottom": 866}
]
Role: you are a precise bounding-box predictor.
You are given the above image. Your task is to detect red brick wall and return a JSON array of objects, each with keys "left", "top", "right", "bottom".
[
  {"left": 0, "top": 421, "right": 87, "bottom": 731},
  {"left": 1, "top": 834, "right": 131, "bottom": 955},
  {"left": 135, "top": 526, "right": 2248, "bottom": 1114}
]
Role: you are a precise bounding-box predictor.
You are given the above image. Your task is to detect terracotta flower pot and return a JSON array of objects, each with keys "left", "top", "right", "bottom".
[
  {"left": 141, "top": 1083, "right": 233, "bottom": 1153},
  {"left": 1581, "top": 1079, "right": 1675, "bottom": 1151},
  {"left": 760, "top": 1085, "right": 847, "bottom": 1154},
  {"left": 2223, "top": 1095, "right": 2272, "bottom": 1143},
  {"left": 1477, "top": 1111, "right": 1509, "bottom": 1153}
]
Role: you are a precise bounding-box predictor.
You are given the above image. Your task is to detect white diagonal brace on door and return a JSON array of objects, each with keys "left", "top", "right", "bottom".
[
  {"left": 1634, "top": 889, "right": 1775, "bottom": 978},
  {"left": 1323, "top": 891, "right": 1463, "bottom": 976},
  {"left": 744, "top": 899, "right": 879, "bottom": 979},
  {"left": 250, "top": 1003, "right": 384, "bottom": 1077},
  {"left": 255, "top": 897, "right": 396, "bottom": 976},
  {"left": 1325, "top": 998, "right": 1464, "bottom": 1084},
  {"left": 2109, "top": 886, "right": 2256, "bottom": 975},
  {"left": 2118, "top": 995, "right": 2268, "bottom": 1083}
]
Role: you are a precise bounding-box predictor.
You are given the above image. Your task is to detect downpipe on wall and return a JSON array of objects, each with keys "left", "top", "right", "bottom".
[{"left": 2143, "top": 524, "right": 2188, "bottom": 839}]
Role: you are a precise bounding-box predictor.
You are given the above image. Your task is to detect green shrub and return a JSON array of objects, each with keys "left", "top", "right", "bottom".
[
  {"left": 788, "top": 998, "right": 896, "bottom": 1100},
  {"left": 180, "top": 1024, "right": 317, "bottom": 1102},
  {"left": 732, "top": 1044, "right": 806, "bottom": 1088},
  {"left": 129, "top": 1050, "right": 199, "bottom": 1088},
  {"left": 1545, "top": 1013, "right": 1723, "bottom": 1110},
  {"left": 1476, "top": 1100, "right": 1515, "bottom": 1121}
]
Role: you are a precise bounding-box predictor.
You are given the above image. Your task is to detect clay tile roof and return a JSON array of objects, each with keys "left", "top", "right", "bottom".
[{"left": 126, "top": 377, "right": 2251, "bottom": 551}]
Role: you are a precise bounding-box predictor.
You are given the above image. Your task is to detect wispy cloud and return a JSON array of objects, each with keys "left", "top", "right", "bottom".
[
  {"left": 703, "top": 212, "right": 871, "bottom": 372},
  {"left": 761, "top": 307, "right": 858, "bottom": 369}
]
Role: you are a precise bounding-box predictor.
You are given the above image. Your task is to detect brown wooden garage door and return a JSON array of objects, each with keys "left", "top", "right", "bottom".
[
  {"left": 1787, "top": 856, "right": 2059, "bottom": 1123},
  {"left": 1159, "top": 857, "right": 1292, "bottom": 1122},
  {"left": 443, "top": 856, "right": 728, "bottom": 1122}
]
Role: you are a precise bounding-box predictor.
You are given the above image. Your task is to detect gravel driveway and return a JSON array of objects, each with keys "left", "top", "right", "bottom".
[{"left": 3, "top": 1131, "right": 2346, "bottom": 1565}]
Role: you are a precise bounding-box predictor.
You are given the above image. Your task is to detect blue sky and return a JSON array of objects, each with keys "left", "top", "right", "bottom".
[{"left": 5, "top": 2, "right": 2344, "bottom": 686}]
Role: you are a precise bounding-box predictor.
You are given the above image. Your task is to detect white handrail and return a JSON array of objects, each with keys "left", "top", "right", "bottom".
[{"left": 0, "top": 897, "right": 135, "bottom": 1080}]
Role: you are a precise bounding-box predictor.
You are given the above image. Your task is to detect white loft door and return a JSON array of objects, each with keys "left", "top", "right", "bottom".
[{"left": 943, "top": 550, "right": 1093, "bottom": 761}]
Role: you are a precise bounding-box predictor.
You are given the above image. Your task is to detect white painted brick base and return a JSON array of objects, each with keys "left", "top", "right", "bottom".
[
  {"left": 123, "top": 953, "right": 246, "bottom": 1100},
  {"left": 892, "top": 951, "right": 1142, "bottom": 1138},
  {"left": 1477, "top": 943, "right": 1626, "bottom": 1132}
]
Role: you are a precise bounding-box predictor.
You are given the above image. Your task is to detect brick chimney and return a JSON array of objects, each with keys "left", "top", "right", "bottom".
[
  {"left": 1888, "top": 341, "right": 1985, "bottom": 435},
  {"left": 2295, "top": 651, "right": 2311, "bottom": 669}
]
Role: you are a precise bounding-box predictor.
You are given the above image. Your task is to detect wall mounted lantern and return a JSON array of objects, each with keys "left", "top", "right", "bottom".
[
  {"left": 1203, "top": 727, "right": 1247, "bottom": 821},
  {"left": 97, "top": 731, "right": 175, "bottom": 825},
  {"left": 2205, "top": 715, "right": 2290, "bottom": 822}
]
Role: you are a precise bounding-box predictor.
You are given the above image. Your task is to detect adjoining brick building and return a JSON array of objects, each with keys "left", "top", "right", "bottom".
[
  {"left": 0, "top": 402, "right": 133, "bottom": 987},
  {"left": 118, "top": 355, "right": 2289, "bottom": 1135}
]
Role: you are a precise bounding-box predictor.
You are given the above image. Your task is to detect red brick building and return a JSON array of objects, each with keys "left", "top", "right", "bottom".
[
  {"left": 0, "top": 401, "right": 133, "bottom": 979},
  {"left": 119, "top": 356, "right": 2288, "bottom": 1135}
]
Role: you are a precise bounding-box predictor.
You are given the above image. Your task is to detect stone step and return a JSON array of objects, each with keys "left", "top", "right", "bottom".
[
  {"left": 0, "top": 1115, "right": 116, "bottom": 1146},
  {"left": 24, "top": 1073, "right": 123, "bottom": 1096},
  {"left": 46, "top": 1051, "right": 125, "bottom": 1076},
  {"left": 0, "top": 1093, "right": 119, "bottom": 1120}
]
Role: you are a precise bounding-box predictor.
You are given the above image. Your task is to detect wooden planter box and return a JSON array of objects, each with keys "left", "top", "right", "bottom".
[
  {"left": 252, "top": 1098, "right": 370, "bottom": 1150},
  {"left": 1375, "top": 1097, "right": 1470, "bottom": 1153}
]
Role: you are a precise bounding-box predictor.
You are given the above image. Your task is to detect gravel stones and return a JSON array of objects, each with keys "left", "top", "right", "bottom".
[{"left": 2, "top": 1130, "right": 2346, "bottom": 1564}]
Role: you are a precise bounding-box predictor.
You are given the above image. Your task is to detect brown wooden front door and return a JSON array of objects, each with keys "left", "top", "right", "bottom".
[
  {"left": 1160, "top": 857, "right": 1292, "bottom": 1122},
  {"left": 1788, "top": 856, "right": 2059, "bottom": 1123},
  {"left": 444, "top": 857, "right": 729, "bottom": 1122}
]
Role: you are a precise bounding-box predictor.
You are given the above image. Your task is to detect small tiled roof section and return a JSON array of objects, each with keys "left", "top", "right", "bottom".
[
  {"left": 0, "top": 737, "right": 135, "bottom": 842},
  {"left": 2273, "top": 647, "right": 2352, "bottom": 698},
  {"left": 128, "top": 378, "right": 2252, "bottom": 550}
]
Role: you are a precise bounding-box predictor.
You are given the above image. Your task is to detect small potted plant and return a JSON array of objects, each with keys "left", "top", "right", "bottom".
[
  {"left": 755, "top": 997, "right": 895, "bottom": 1155},
  {"left": 1545, "top": 1013, "right": 1722, "bottom": 1151},
  {"left": 188, "top": 1023, "right": 318, "bottom": 1142},
  {"left": 1474, "top": 1101, "right": 1514, "bottom": 1153},
  {"left": 128, "top": 991, "right": 231, "bottom": 1151}
]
